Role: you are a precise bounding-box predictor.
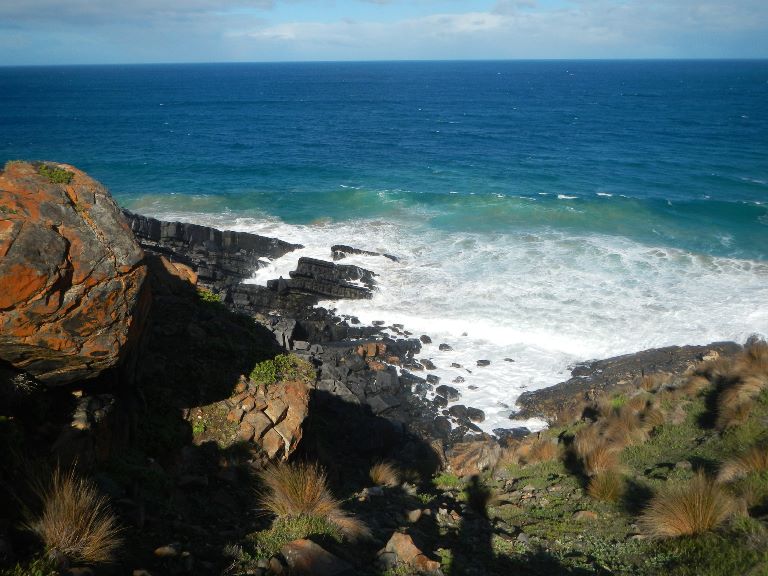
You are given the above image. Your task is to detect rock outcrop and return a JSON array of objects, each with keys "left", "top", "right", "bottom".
[
  {"left": 123, "top": 210, "right": 301, "bottom": 292},
  {"left": 515, "top": 341, "right": 742, "bottom": 421},
  {"left": 0, "top": 161, "right": 150, "bottom": 385}
]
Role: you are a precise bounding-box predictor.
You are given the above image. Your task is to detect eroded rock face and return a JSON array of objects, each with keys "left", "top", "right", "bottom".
[{"left": 0, "top": 161, "right": 150, "bottom": 385}]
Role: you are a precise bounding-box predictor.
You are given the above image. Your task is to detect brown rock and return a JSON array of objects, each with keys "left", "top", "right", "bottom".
[
  {"left": 261, "top": 428, "right": 284, "bottom": 459},
  {"left": 0, "top": 161, "right": 150, "bottom": 384},
  {"left": 385, "top": 532, "right": 422, "bottom": 564},
  {"left": 243, "top": 411, "right": 273, "bottom": 440},
  {"left": 238, "top": 422, "right": 255, "bottom": 442},
  {"left": 412, "top": 554, "right": 441, "bottom": 573},
  {"left": 264, "top": 397, "right": 288, "bottom": 424},
  {"left": 367, "top": 359, "right": 387, "bottom": 371},
  {"left": 280, "top": 539, "right": 351, "bottom": 576},
  {"left": 241, "top": 396, "right": 256, "bottom": 412},
  {"left": 226, "top": 408, "right": 244, "bottom": 424}
]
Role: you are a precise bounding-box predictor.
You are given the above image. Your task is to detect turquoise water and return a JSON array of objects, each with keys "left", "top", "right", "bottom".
[{"left": 2, "top": 60, "right": 767, "bottom": 432}]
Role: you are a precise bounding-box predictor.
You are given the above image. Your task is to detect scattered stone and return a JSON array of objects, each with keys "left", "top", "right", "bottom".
[
  {"left": 406, "top": 509, "right": 422, "bottom": 523},
  {"left": 516, "top": 532, "right": 530, "bottom": 544},
  {"left": 382, "top": 532, "right": 441, "bottom": 573},
  {"left": 450, "top": 363, "right": 462, "bottom": 368},
  {"left": 280, "top": 539, "right": 352, "bottom": 576},
  {"left": 154, "top": 544, "right": 181, "bottom": 558},
  {"left": 439, "top": 344, "right": 453, "bottom": 351},
  {"left": 675, "top": 460, "right": 693, "bottom": 471},
  {"left": 420, "top": 335, "right": 433, "bottom": 344},
  {"left": 435, "top": 385, "right": 460, "bottom": 402},
  {"left": 504, "top": 357, "right": 515, "bottom": 362},
  {"left": 420, "top": 359, "right": 437, "bottom": 370},
  {"left": 476, "top": 360, "right": 491, "bottom": 367},
  {"left": 467, "top": 407, "right": 485, "bottom": 423}
]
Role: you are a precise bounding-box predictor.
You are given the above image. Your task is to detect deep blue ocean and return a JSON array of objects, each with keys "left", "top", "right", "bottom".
[{"left": 2, "top": 61, "right": 767, "bottom": 431}]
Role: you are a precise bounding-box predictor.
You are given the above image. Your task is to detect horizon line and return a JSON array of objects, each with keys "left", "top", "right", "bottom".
[{"left": 2, "top": 57, "right": 768, "bottom": 68}]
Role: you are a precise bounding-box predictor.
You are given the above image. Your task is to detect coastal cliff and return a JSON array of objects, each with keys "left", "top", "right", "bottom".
[{"left": 1, "top": 162, "right": 767, "bottom": 576}]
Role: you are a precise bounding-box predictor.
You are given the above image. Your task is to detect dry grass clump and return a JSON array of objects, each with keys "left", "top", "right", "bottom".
[
  {"left": 582, "top": 440, "right": 621, "bottom": 477},
  {"left": 27, "top": 467, "right": 123, "bottom": 564},
  {"left": 681, "top": 374, "right": 712, "bottom": 397},
  {"left": 640, "top": 373, "right": 670, "bottom": 393},
  {"left": 523, "top": 437, "right": 560, "bottom": 465},
  {"left": 259, "top": 462, "right": 370, "bottom": 541},
  {"left": 369, "top": 461, "right": 400, "bottom": 487},
  {"left": 708, "top": 339, "right": 768, "bottom": 430},
  {"left": 639, "top": 472, "right": 737, "bottom": 538},
  {"left": 587, "top": 470, "right": 625, "bottom": 502},
  {"left": 640, "top": 406, "right": 667, "bottom": 431},
  {"left": 718, "top": 446, "right": 768, "bottom": 484},
  {"left": 602, "top": 407, "right": 649, "bottom": 447}
]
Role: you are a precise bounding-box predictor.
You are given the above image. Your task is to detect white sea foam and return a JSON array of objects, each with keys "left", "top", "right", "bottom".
[
  {"left": 146, "top": 210, "right": 768, "bottom": 435},
  {"left": 557, "top": 194, "right": 578, "bottom": 200}
]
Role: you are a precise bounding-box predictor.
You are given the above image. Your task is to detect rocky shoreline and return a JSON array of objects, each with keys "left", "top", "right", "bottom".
[{"left": 3, "top": 161, "right": 764, "bottom": 576}]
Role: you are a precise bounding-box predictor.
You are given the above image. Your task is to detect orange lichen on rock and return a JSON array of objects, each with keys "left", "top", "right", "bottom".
[{"left": 0, "top": 161, "right": 149, "bottom": 385}]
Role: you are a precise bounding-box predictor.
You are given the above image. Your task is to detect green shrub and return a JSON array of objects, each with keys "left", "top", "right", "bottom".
[
  {"left": 36, "top": 164, "right": 73, "bottom": 184},
  {"left": 249, "top": 354, "right": 314, "bottom": 387},
  {"left": 0, "top": 556, "right": 58, "bottom": 576}
]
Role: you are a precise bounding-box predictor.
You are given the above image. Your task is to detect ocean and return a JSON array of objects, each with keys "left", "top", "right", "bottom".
[{"left": 2, "top": 60, "right": 767, "bottom": 433}]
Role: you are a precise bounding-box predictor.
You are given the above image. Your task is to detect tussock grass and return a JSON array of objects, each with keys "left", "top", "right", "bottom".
[
  {"left": 681, "top": 375, "right": 712, "bottom": 397},
  {"left": 26, "top": 467, "right": 122, "bottom": 565},
  {"left": 523, "top": 437, "right": 560, "bottom": 465},
  {"left": 582, "top": 440, "right": 621, "bottom": 477},
  {"left": 587, "top": 470, "right": 625, "bottom": 503},
  {"left": 713, "top": 339, "right": 768, "bottom": 430},
  {"left": 369, "top": 461, "right": 400, "bottom": 487},
  {"left": 640, "top": 406, "right": 666, "bottom": 431},
  {"left": 602, "top": 407, "right": 649, "bottom": 448},
  {"left": 718, "top": 445, "right": 768, "bottom": 484},
  {"left": 639, "top": 472, "right": 736, "bottom": 538},
  {"left": 258, "top": 461, "right": 369, "bottom": 541}
]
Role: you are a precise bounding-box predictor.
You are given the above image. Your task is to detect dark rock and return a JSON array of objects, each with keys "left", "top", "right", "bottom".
[
  {"left": 439, "top": 343, "right": 453, "bottom": 351},
  {"left": 420, "top": 335, "right": 432, "bottom": 344},
  {"left": 450, "top": 363, "right": 462, "bottom": 368},
  {"left": 426, "top": 374, "right": 440, "bottom": 385},
  {"left": 420, "top": 359, "right": 437, "bottom": 370},
  {"left": 476, "top": 360, "right": 491, "bottom": 367},
  {"left": 124, "top": 209, "right": 300, "bottom": 292},
  {"left": 435, "top": 385, "right": 460, "bottom": 402},
  {"left": 433, "top": 395, "right": 448, "bottom": 409},
  {"left": 493, "top": 427, "right": 531, "bottom": 441},
  {"left": 373, "top": 320, "right": 386, "bottom": 326},
  {"left": 452, "top": 376, "right": 465, "bottom": 384},
  {"left": 264, "top": 257, "right": 375, "bottom": 300},
  {"left": 331, "top": 244, "right": 398, "bottom": 263},
  {"left": 448, "top": 405, "right": 468, "bottom": 420},
  {"left": 431, "top": 416, "right": 452, "bottom": 439},
  {"left": 467, "top": 407, "right": 485, "bottom": 423},
  {"left": 504, "top": 358, "right": 515, "bottom": 362},
  {"left": 0, "top": 162, "right": 150, "bottom": 385},
  {"left": 515, "top": 341, "right": 742, "bottom": 421}
]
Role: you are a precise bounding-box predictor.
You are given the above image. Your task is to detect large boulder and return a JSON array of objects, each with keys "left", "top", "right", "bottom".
[{"left": 0, "top": 161, "right": 150, "bottom": 385}]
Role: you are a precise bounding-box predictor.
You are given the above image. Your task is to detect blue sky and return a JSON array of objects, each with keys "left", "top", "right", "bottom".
[{"left": 0, "top": 0, "right": 766, "bottom": 64}]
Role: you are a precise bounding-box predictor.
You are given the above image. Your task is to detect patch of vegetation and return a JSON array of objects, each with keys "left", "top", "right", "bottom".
[
  {"left": 0, "top": 556, "right": 58, "bottom": 576},
  {"left": 35, "top": 164, "right": 73, "bottom": 185},
  {"left": 0, "top": 205, "right": 19, "bottom": 215},
  {"left": 245, "top": 515, "right": 342, "bottom": 560},
  {"left": 196, "top": 287, "right": 224, "bottom": 305},
  {"left": 249, "top": 354, "right": 315, "bottom": 388},
  {"left": 370, "top": 461, "right": 400, "bottom": 487},
  {"left": 433, "top": 472, "right": 464, "bottom": 491}
]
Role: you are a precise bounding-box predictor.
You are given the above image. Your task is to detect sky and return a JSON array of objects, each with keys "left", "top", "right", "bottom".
[{"left": 0, "top": 0, "right": 766, "bottom": 65}]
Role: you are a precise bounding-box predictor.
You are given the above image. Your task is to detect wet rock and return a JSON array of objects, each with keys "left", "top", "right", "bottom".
[
  {"left": 0, "top": 161, "right": 150, "bottom": 385},
  {"left": 426, "top": 374, "right": 440, "bottom": 385},
  {"left": 124, "top": 209, "right": 300, "bottom": 292},
  {"left": 433, "top": 395, "right": 448, "bottom": 409},
  {"left": 476, "top": 360, "right": 491, "bottom": 367},
  {"left": 452, "top": 376, "right": 465, "bottom": 384},
  {"left": 439, "top": 343, "right": 453, "bottom": 351},
  {"left": 448, "top": 405, "right": 468, "bottom": 420},
  {"left": 504, "top": 357, "right": 515, "bottom": 362},
  {"left": 467, "top": 407, "right": 485, "bottom": 423},
  {"left": 331, "top": 244, "right": 398, "bottom": 262},
  {"left": 435, "top": 385, "right": 460, "bottom": 402},
  {"left": 450, "top": 363, "right": 462, "bottom": 368},
  {"left": 420, "top": 335, "right": 432, "bottom": 344},
  {"left": 420, "top": 359, "right": 437, "bottom": 370}
]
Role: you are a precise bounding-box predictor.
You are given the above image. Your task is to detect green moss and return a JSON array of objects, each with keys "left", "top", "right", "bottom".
[
  {"left": 249, "top": 354, "right": 315, "bottom": 388},
  {"left": 36, "top": 163, "right": 73, "bottom": 184}
]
